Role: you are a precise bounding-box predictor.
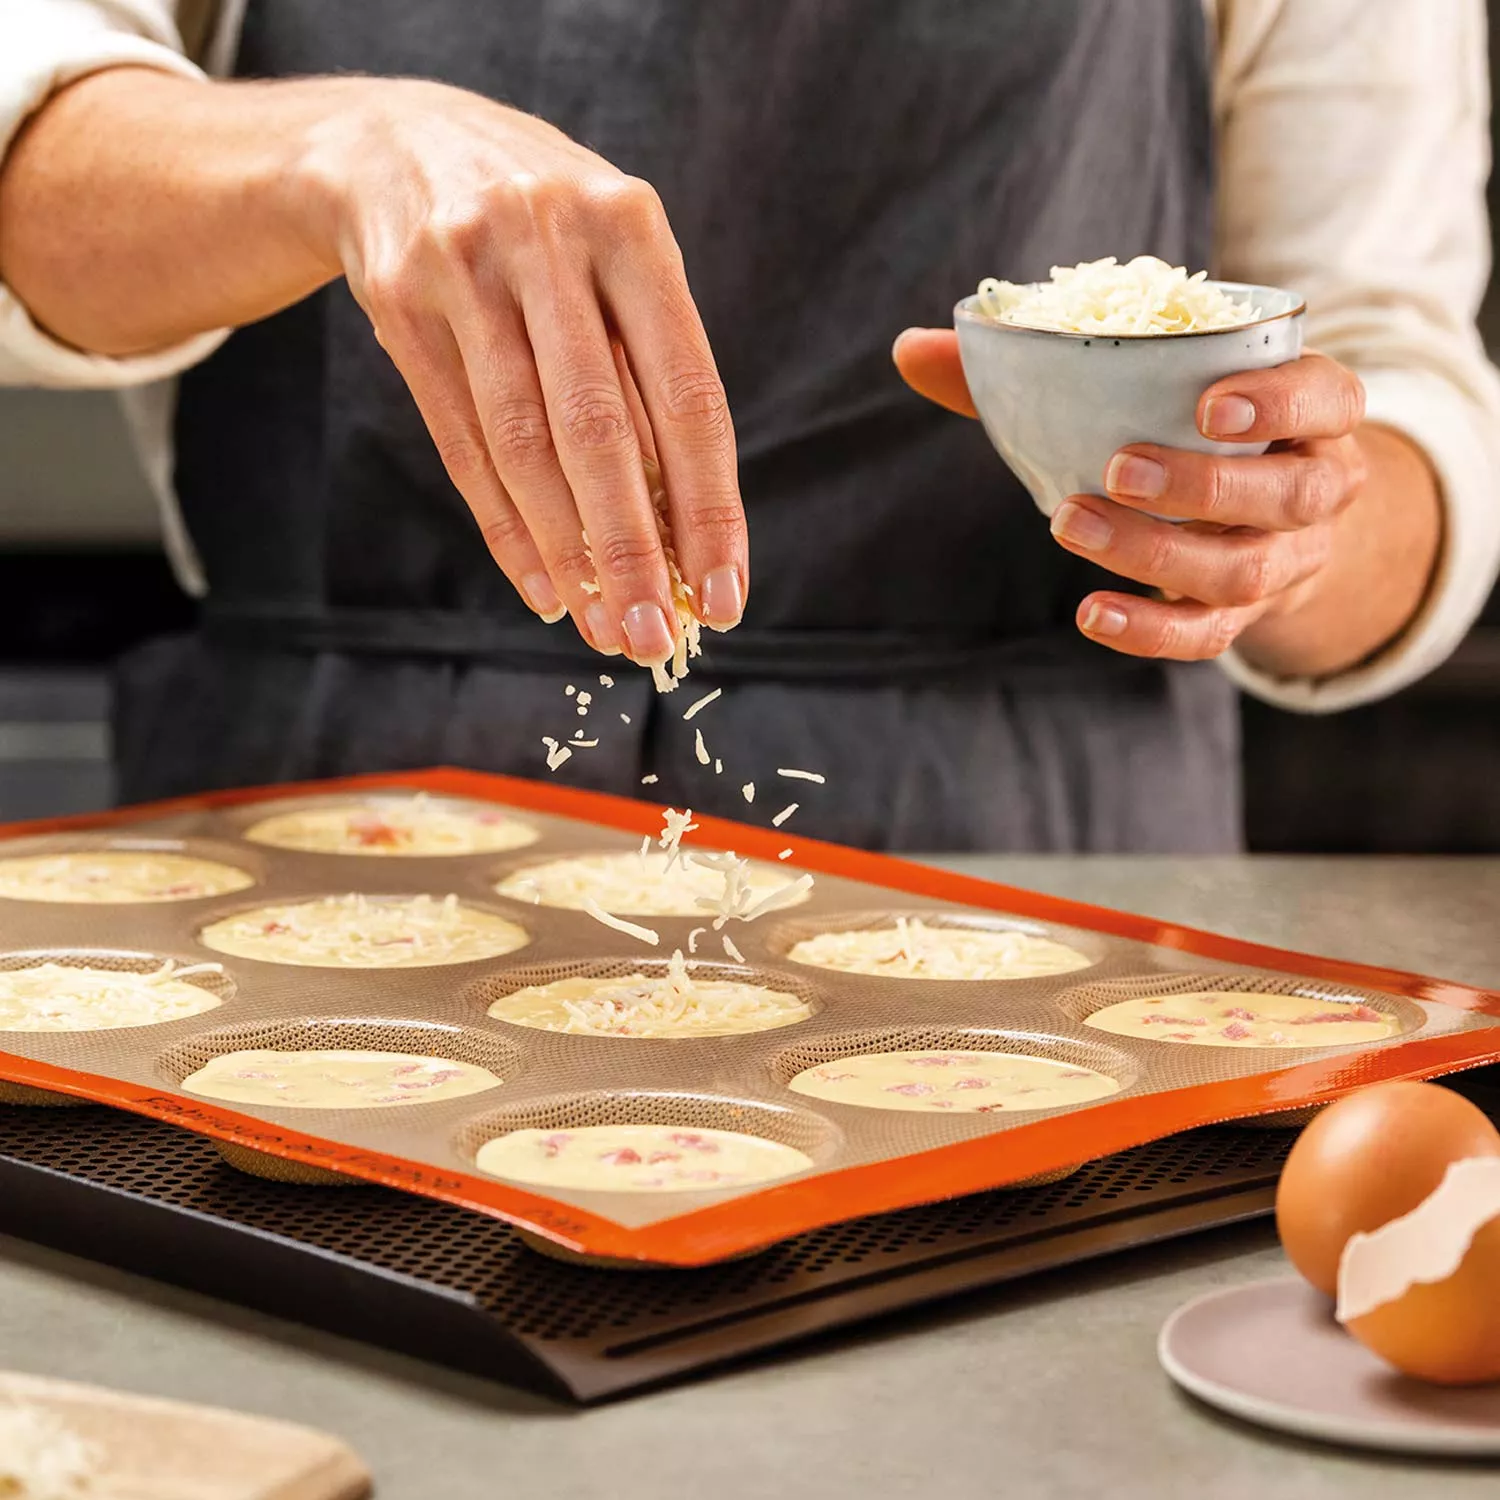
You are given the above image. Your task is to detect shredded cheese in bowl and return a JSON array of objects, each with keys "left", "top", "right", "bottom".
[
  {"left": 488, "top": 950, "right": 812, "bottom": 1038},
  {"left": 0, "top": 960, "right": 225, "bottom": 1031},
  {"left": 975, "top": 256, "right": 1259, "bottom": 336},
  {"left": 198, "top": 893, "right": 529, "bottom": 968}
]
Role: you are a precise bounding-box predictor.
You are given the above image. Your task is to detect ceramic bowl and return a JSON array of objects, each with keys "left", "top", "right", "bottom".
[{"left": 954, "top": 282, "right": 1305, "bottom": 518}]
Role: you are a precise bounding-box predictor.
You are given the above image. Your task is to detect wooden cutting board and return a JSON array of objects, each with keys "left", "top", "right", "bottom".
[{"left": 0, "top": 1372, "right": 371, "bottom": 1500}]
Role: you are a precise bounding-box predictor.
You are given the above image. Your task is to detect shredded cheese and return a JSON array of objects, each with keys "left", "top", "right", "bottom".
[
  {"left": 641, "top": 774, "right": 659, "bottom": 785},
  {"left": 787, "top": 918, "right": 1092, "bottom": 980},
  {"left": 975, "top": 256, "right": 1260, "bottom": 336},
  {"left": 742, "top": 783, "right": 755, "bottom": 803},
  {"left": 694, "top": 728, "right": 710, "bottom": 765},
  {"left": 778, "top": 848, "right": 794, "bottom": 860},
  {"left": 683, "top": 688, "right": 722, "bottom": 721},
  {"left": 777, "top": 768, "right": 825, "bottom": 785},
  {"left": 722, "top": 934, "right": 746, "bottom": 964},
  {"left": 581, "top": 898, "right": 661, "bottom": 947},
  {"left": 0, "top": 960, "right": 224, "bottom": 1032},
  {"left": 771, "top": 803, "right": 798, "bottom": 827},
  {"left": 599, "top": 674, "right": 615, "bottom": 688},
  {"left": 687, "top": 926, "right": 706, "bottom": 954}
]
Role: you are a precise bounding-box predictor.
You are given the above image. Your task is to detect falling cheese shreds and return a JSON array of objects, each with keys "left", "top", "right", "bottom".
[
  {"left": 687, "top": 926, "right": 706, "bottom": 954},
  {"left": 565, "top": 685, "right": 576, "bottom": 697},
  {"left": 722, "top": 934, "right": 747, "bottom": 964},
  {"left": 570, "top": 736, "right": 599, "bottom": 748},
  {"left": 641, "top": 774, "right": 659, "bottom": 785},
  {"left": 742, "top": 783, "right": 755, "bottom": 803},
  {"left": 771, "top": 803, "right": 799, "bottom": 827},
  {"left": 581, "top": 897, "right": 661, "bottom": 947},
  {"left": 682, "top": 688, "right": 722, "bottom": 721},
  {"left": 509, "top": 877, "right": 543, "bottom": 905},
  {"left": 0, "top": 1402, "right": 99, "bottom": 1498},
  {"left": 542, "top": 737, "right": 573, "bottom": 772},
  {"left": 620, "top": 713, "right": 632, "bottom": 724},
  {"left": 739, "top": 873, "right": 816, "bottom": 923},
  {"left": 777, "top": 768, "right": 826, "bottom": 785},
  {"left": 714, "top": 759, "right": 723, "bottom": 775},
  {"left": 657, "top": 807, "right": 700, "bottom": 869},
  {"left": 577, "top": 691, "right": 592, "bottom": 707},
  {"left": 694, "top": 728, "right": 710, "bottom": 766},
  {"left": 577, "top": 706, "right": 589, "bottom": 716},
  {"left": 599, "top": 674, "right": 615, "bottom": 688},
  {"left": 778, "top": 848, "right": 794, "bottom": 860}
]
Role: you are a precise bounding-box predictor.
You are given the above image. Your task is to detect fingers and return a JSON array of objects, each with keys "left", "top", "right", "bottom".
[
  {"left": 1101, "top": 436, "right": 1363, "bottom": 530},
  {"left": 602, "top": 194, "right": 747, "bottom": 631},
  {"left": 1074, "top": 591, "right": 1265, "bottom": 661},
  {"left": 1196, "top": 352, "right": 1365, "bottom": 444},
  {"left": 892, "top": 328, "right": 978, "bottom": 418},
  {"left": 369, "top": 307, "right": 566, "bottom": 625},
  {"left": 1049, "top": 494, "right": 1331, "bottom": 609}
]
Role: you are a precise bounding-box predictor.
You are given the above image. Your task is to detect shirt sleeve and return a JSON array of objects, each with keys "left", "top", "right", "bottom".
[
  {"left": 0, "top": 0, "right": 229, "bottom": 389},
  {"left": 1211, "top": 0, "right": 1500, "bottom": 713}
]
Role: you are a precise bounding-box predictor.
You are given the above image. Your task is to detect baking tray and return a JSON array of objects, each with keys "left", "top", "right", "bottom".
[{"left": 0, "top": 768, "right": 1497, "bottom": 1270}]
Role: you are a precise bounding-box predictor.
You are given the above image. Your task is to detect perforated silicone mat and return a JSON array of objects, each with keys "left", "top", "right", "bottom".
[{"left": 0, "top": 768, "right": 1498, "bottom": 1267}]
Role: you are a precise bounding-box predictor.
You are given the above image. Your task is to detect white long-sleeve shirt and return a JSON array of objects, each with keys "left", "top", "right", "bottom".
[{"left": 2, "top": 0, "right": 1498, "bottom": 714}]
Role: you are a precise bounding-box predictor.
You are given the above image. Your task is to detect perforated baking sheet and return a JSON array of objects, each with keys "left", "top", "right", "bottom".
[{"left": 0, "top": 767, "right": 1496, "bottom": 1266}]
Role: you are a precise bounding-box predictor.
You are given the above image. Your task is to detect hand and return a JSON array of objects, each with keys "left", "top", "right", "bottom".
[
  {"left": 893, "top": 330, "right": 1369, "bottom": 662},
  {"left": 299, "top": 81, "right": 746, "bottom": 661}
]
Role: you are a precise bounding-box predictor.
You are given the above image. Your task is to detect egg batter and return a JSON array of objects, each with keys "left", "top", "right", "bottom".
[
  {"left": 487, "top": 954, "right": 811, "bottom": 1038},
  {"left": 474, "top": 1124, "right": 814, "bottom": 1192},
  {"left": 181, "top": 1048, "right": 503, "bottom": 1108},
  {"left": 0, "top": 851, "right": 253, "bottom": 904},
  {"left": 243, "top": 796, "right": 536, "bottom": 856},
  {"left": 1085, "top": 990, "right": 1402, "bottom": 1048},
  {"left": 197, "top": 893, "right": 529, "bottom": 968},
  {"left": 786, "top": 917, "right": 1091, "bottom": 980},
  {"left": 0, "top": 961, "right": 223, "bottom": 1031},
  {"left": 497, "top": 850, "right": 803, "bottom": 916},
  {"left": 787, "top": 1049, "right": 1120, "bottom": 1113}
]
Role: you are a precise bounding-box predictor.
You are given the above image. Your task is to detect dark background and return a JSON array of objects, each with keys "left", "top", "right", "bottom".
[{"left": 1, "top": 18, "right": 1498, "bottom": 848}]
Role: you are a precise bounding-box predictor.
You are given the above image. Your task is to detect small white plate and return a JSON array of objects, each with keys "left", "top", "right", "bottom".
[{"left": 1158, "top": 1277, "right": 1500, "bottom": 1457}]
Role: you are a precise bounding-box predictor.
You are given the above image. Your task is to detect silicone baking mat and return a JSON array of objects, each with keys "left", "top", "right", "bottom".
[{"left": 0, "top": 767, "right": 1496, "bottom": 1267}]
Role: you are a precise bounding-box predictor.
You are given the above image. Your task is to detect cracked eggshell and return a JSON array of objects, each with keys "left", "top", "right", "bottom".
[
  {"left": 1337, "top": 1156, "right": 1500, "bottom": 1386},
  {"left": 1274, "top": 1082, "right": 1500, "bottom": 1298}
]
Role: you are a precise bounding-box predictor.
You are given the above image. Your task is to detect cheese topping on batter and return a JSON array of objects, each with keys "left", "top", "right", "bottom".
[
  {"left": 788, "top": 1050, "right": 1120, "bottom": 1113},
  {"left": 243, "top": 795, "right": 537, "bottom": 856},
  {"left": 1084, "top": 990, "right": 1402, "bottom": 1048},
  {"left": 0, "top": 961, "right": 224, "bottom": 1032},
  {"left": 198, "top": 893, "right": 529, "bottom": 968},
  {"left": 475, "top": 1124, "right": 813, "bottom": 1193},
  {"left": 488, "top": 951, "right": 811, "bottom": 1038},
  {"left": 0, "top": 851, "right": 253, "bottom": 904},
  {"left": 181, "top": 1048, "right": 503, "bottom": 1108},
  {"left": 496, "top": 850, "right": 805, "bottom": 917},
  {"left": 787, "top": 918, "right": 1091, "bottom": 980}
]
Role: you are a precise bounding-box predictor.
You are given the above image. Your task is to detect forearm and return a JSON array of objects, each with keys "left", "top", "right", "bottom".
[
  {"left": 1234, "top": 423, "right": 1442, "bottom": 680},
  {"left": 0, "top": 66, "right": 350, "bottom": 357}
]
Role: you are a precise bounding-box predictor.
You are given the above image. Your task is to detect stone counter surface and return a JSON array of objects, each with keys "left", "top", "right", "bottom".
[{"left": 0, "top": 856, "right": 1495, "bottom": 1499}]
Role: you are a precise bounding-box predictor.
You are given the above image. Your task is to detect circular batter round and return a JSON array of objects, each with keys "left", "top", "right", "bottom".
[
  {"left": 786, "top": 917, "right": 1090, "bottom": 981},
  {"left": 496, "top": 850, "right": 805, "bottom": 917},
  {"left": 0, "top": 961, "right": 223, "bottom": 1031},
  {"left": 487, "top": 955, "right": 811, "bottom": 1038},
  {"left": 787, "top": 1049, "right": 1120, "bottom": 1113},
  {"left": 243, "top": 795, "right": 537, "bottom": 857},
  {"left": 1084, "top": 990, "right": 1402, "bottom": 1048},
  {"left": 0, "top": 851, "right": 253, "bottom": 905},
  {"left": 181, "top": 1048, "right": 503, "bottom": 1108},
  {"left": 475, "top": 1124, "right": 814, "bottom": 1193},
  {"left": 198, "top": 893, "right": 528, "bottom": 968}
]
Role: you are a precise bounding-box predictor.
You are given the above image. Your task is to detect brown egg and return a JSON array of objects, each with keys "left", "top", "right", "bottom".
[
  {"left": 1339, "top": 1157, "right": 1500, "bottom": 1385},
  {"left": 1274, "top": 1081, "right": 1500, "bottom": 1298}
]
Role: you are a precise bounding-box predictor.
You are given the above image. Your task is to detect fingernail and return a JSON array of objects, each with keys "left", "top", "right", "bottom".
[
  {"left": 1105, "top": 454, "right": 1166, "bottom": 499},
  {"left": 891, "top": 329, "right": 917, "bottom": 359},
  {"left": 522, "top": 572, "right": 565, "bottom": 623},
  {"left": 1081, "top": 601, "right": 1129, "bottom": 638},
  {"left": 585, "top": 602, "right": 623, "bottom": 655},
  {"left": 1050, "top": 501, "right": 1114, "bottom": 552},
  {"left": 1203, "top": 394, "right": 1256, "bottom": 437},
  {"left": 622, "top": 601, "right": 675, "bottom": 663},
  {"left": 700, "top": 567, "right": 744, "bottom": 630}
]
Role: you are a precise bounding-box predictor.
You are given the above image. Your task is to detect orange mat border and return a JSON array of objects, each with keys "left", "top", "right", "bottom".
[{"left": 1, "top": 766, "right": 1496, "bottom": 1266}]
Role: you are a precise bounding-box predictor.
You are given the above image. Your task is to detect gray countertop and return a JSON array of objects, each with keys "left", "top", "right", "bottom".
[{"left": 1, "top": 856, "right": 1496, "bottom": 1499}]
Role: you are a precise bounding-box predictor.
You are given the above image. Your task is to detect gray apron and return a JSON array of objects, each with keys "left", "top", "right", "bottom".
[{"left": 112, "top": 0, "right": 1240, "bottom": 853}]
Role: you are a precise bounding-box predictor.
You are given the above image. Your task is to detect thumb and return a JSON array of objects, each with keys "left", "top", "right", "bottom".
[{"left": 892, "top": 328, "right": 978, "bottom": 418}]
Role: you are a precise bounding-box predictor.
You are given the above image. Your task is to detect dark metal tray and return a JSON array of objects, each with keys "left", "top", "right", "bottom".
[{"left": 3, "top": 1072, "right": 1495, "bottom": 1403}]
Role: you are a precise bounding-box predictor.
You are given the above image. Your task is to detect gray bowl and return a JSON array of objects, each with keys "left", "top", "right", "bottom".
[{"left": 954, "top": 282, "right": 1305, "bottom": 518}]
